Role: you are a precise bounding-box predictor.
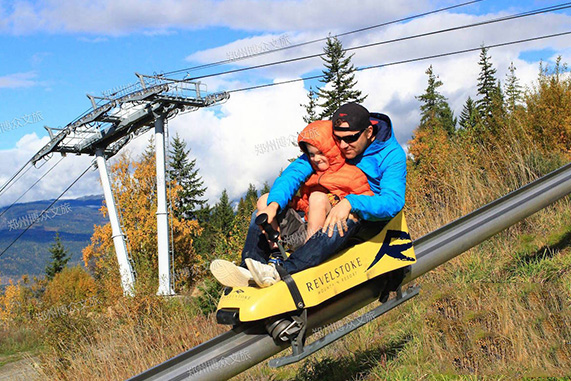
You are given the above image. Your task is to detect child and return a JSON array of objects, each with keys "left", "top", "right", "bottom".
[{"left": 288, "top": 119, "right": 373, "bottom": 246}]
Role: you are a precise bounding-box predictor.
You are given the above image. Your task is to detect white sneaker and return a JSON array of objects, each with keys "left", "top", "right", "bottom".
[
  {"left": 210, "top": 260, "right": 253, "bottom": 288},
  {"left": 245, "top": 258, "right": 280, "bottom": 288}
]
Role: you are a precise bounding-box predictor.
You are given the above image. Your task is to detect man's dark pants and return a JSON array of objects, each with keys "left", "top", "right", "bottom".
[{"left": 240, "top": 209, "right": 386, "bottom": 274}]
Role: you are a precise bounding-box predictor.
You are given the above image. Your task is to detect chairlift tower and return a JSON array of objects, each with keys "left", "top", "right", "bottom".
[{"left": 31, "top": 73, "right": 229, "bottom": 296}]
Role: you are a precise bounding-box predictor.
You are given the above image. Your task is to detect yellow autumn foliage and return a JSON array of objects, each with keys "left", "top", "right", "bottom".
[
  {"left": 83, "top": 144, "right": 202, "bottom": 293},
  {"left": 0, "top": 278, "right": 23, "bottom": 325},
  {"left": 42, "top": 266, "right": 97, "bottom": 308}
]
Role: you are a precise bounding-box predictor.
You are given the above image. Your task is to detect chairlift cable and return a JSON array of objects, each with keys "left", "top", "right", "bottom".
[
  {"left": 0, "top": 163, "right": 94, "bottom": 259},
  {"left": 0, "top": 156, "right": 66, "bottom": 219},
  {"left": 0, "top": 159, "right": 33, "bottom": 197},
  {"left": 163, "top": 0, "right": 487, "bottom": 76},
  {"left": 186, "top": 3, "right": 571, "bottom": 82},
  {"left": 227, "top": 30, "right": 571, "bottom": 93}
]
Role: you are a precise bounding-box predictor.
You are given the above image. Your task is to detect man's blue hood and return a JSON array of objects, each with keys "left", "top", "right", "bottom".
[{"left": 348, "top": 112, "right": 395, "bottom": 165}]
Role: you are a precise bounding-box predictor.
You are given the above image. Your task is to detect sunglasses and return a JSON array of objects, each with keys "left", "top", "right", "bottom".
[{"left": 333, "top": 128, "right": 366, "bottom": 144}]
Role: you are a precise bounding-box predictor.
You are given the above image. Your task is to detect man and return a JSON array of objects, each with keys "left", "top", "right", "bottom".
[{"left": 211, "top": 102, "right": 407, "bottom": 288}]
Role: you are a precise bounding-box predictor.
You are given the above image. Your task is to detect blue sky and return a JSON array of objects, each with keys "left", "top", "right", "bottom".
[{"left": 0, "top": 0, "right": 570, "bottom": 208}]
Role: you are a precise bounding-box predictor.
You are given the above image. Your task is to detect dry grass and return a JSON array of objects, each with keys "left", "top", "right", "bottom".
[
  {"left": 235, "top": 215, "right": 571, "bottom": 380},
  {"left": 35, "top": 293, "right": 227, "bottom": 380}
]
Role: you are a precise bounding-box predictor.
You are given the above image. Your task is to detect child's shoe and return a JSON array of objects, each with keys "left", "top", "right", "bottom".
[
  {"left": 245, "top": 258, "right": 280, "bottom": 288},
  {"left": 210, "top": 259, "right": 253, "bottom": 288}
]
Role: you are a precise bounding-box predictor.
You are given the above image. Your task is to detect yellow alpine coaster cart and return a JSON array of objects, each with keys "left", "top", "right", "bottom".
[{"left": 215, "top": 211, "right": 420, "bottom": 367}]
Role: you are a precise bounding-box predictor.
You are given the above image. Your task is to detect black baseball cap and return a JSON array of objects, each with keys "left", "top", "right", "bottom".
[{"left": 331, "top": 103, "right": 371, "bottom": 131}]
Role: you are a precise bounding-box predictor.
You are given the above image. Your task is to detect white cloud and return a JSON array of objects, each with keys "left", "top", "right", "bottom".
[
  {"left": 106, "top": 43, "right": 552, "bottom": 208},
  {"left": 2, "top": 3, "right": 570, "bottom": 209},
  {"left": 0, "top": 133, "right": 99, "bottom": 208},
  {"left": 353, "top": 46, "right": 551, "bottom": 146},
  {"left": 0, "top": 72, "right": 39, "bottom": 88},
  {"left": 0, "top": 45, "right": 560, "bottom": 209},
  {"left": 4, "top": 1, "right": 44, "bottom": 34},
  {"left": 180, "top": 10, "right": 571, "bottom": 93},
  {"left": 164, "top": 79, "right": 308, "bottom": 205},
  {"left": 1, "top": 0, "right": 431, "bottom": 35},
  {"left": 0, "top": 77, "right": 305, "bottom": 208}
]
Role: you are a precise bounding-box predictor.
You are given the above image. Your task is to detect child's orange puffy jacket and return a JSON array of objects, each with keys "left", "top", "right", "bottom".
[{"left": 292, "top": 120, "right": 374, "bottom": 214}]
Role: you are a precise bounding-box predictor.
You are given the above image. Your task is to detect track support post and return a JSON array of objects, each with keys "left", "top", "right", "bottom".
[
  {"left": 95, "top": 148, "right": 135, "bottom": 296},
  {"left": 155, "top": 114, "right": 175, "bottom": 296}
]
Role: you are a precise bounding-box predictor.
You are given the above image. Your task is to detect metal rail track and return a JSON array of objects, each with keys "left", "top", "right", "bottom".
[{"left": 129, "top": 162, "right": 571, "bottom": 381}]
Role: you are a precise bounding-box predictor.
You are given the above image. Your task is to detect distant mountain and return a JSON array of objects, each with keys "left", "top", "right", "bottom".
[{"left": 0, "top": 195, "right": 108, "bottom": 283}]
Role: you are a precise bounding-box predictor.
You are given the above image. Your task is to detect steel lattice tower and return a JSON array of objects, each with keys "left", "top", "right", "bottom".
[{"left": 32, "top": 73, "right": 229, "bottom": 295}]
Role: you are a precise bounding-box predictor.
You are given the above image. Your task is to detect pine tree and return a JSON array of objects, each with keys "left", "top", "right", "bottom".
[
  {"left": 493, "top": 79, "right": 506, "bottom": 120},
  {"left": 192, "top": 204, "right": 216, "bottom": 258},
  {"left": 261, "top": 181, "right": 271, "bottom": 195},
  {"left": 210, "top": 190, "right": 236, "bottom": 259},
  {"left": 211, "top": 190, "right": 235, "bottom": 235},
  {"left": 505, "top": 62, "right": 523, "bottom": 113},
  {"left": 476, "top": 46, "right": 500, "bottom": 123},
  {"left": 417, "top": 65, "right": 444, "bottom": 123},
  {"left": 227, "top": 184, "right": 259, "bottom": 259},
  {"left": 45, "top": 232, "right": 70, "bottom": 281},
  {"left": 301, "top": 86, "right": 319, "bottom": 124},
  {"left": 459, "top": 96, "right": 478, "bottom": 130},
  {"left": 439, "top": 103, "right": 457, "bottom": 136},
  {"left": 416, "top": 65, "right": 456, "bottom": 135},
  {"left": 168, "top": 134, "right": 207, "bottom": 220},
  {"left": 244, "top": 184, "right": 258, "bottom": 209},
  {"left": 317, "top": 36, "right": 367, "bottom": 119},
  {"left": 231, "top": 197, "right": 249, "bottom": 237}
]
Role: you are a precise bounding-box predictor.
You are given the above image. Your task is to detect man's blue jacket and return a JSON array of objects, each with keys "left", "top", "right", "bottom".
[{"left": 267, "top": 113, "right": 407, "bottom": 221}]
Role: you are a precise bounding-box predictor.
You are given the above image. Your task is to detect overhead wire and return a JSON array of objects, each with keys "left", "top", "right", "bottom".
[
  {"left": 0, "top": 156, "right": 66, "bottom": 219},
  {"left": 65, "top": 0, "right": 486, "bottom": 123},
  {"left": 0, "top": 163, "right": 94, "bottom": 259},
  {"left": 228, "top": 30, "right": 571, "bottom": 93},
  {"left": 32, "top": 1, "right": 563, "bottom": 153},
  {"left": 163, "top": 0, "right": 487, "bottom": 76},
  {"left": 0, "top": 159, "right": 33, "bottom": 197},
  {"left": 186, "top": 2, "right": 571, "bottom": 81}
]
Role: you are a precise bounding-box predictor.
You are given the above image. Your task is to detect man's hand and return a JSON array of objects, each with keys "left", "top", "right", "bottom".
[
  {"left": 256, "top": 201, "right": 280, "bottom": 225},
  {"left": 322, "top": 198, "right": 353, "bottom": 237},
  {"left": 256, "top": 202, "right": 280, "bottom": 248}
]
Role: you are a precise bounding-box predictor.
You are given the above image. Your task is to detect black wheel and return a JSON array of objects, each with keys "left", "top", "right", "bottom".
[{"left": 266, "top": 318, "right": 292, "bottom": 341}]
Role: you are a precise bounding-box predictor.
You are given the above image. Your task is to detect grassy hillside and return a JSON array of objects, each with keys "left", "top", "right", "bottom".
[{"left": 238, "top": 200, "right": 571, "bottom": 379}]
